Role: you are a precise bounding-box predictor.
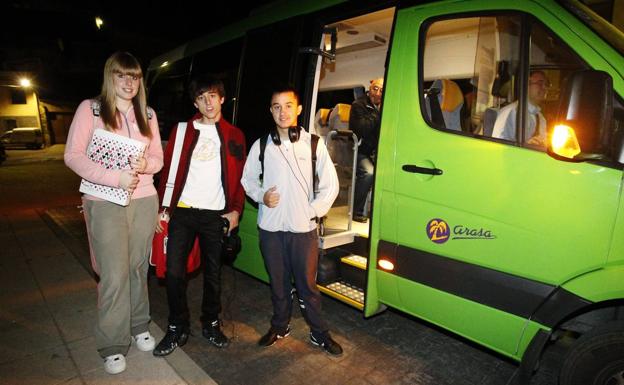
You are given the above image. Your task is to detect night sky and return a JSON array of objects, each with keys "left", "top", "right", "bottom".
[{"left": 1, "top": 1, "right": 269, "bottom": 102}]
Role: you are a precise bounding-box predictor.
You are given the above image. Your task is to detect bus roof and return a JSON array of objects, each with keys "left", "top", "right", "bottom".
[{"left": 148, "top": 0, "right": 346, "bottom": 71}]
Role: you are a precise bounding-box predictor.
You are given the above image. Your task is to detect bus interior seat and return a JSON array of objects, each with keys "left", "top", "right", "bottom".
[
  {"left": 326, "top": 104, "right": 352, "bottom": 166},
  {"left": 491, "top": 60, "right": 511, "bottom": 99},
  {"left": 482, "top": 108, "right": 499, "bottom": 137},
  {"left": 326, "top": 103, "right": 354, "bottom": 207},
  {"left": 353, "top": 85, "right": 366, "bottom": 101},
  {"left": 425, "top": 79, "right": 464, "bottom": 131},
  {"left": 314, "top": 108, "right": 331, "bottom": 139},
  {"left": 327, "top": 103, "right": 351, "bottom": 132},
  {"left": 482, "top": 61, "right": 512, "bottom": 137}
]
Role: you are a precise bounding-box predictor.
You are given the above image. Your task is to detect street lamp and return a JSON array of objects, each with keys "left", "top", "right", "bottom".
[{"left": 20, "top": 78, "right": 31, "bottom": 88}]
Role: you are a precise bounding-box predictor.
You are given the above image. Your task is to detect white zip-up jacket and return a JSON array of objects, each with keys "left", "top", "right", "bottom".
[{"left": 241, "top": 130, "right": 339, "bottom": 233}]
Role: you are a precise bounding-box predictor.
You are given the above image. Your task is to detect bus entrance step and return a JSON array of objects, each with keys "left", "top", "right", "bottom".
[
  {"left": 339, "top": 254, "right": 367, "bottom": 289},
  {"left": 318, "top": 280, "right": 364, "bottom": 310},
  {"left": 340, "top": 255, "right": 367, "bottom": 270}
]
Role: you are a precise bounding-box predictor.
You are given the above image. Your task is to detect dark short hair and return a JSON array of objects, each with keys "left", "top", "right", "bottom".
[
  {"left": 270, "top": 84, "right": 299, "bottom": 105},
  {"left": 189, "top": 75, "right": 225, "bottom": 101}
]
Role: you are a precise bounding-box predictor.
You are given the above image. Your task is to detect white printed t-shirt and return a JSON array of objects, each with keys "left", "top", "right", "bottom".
[{"left": 178, "top": 121, "right": 225, "bottom": 210}]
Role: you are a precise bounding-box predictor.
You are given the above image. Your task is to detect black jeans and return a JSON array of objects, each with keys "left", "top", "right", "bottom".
[
  {"left": 258, "top": 229, "right": 328, "bottom": 335},
  {"left": 165, "top": 207, "right": 224, "bottom": 329},
  {"left": 354, "top": 153, "right": 374, "bottom": 217}
]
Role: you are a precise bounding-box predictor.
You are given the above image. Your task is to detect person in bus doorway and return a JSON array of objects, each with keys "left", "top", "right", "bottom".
[
  {"left": 240, "top": 85, "right": 343, "bottom": 356},
  {"left": 152, "top": 75, "right": 246, "bottom": 356},
  {"left": 64, "top": 51, "right": 163, "bottom": 375},
  {"left": 492, "top": 70, "right": 548, "bottom": 146},
  {"left": 349, "top": 77, "right": 384, "bottom": 223}
]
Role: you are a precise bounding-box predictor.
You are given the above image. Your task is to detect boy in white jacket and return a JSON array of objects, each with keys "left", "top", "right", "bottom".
[{"left": 241, "top": 85, "right": 343, "bottom": 356}]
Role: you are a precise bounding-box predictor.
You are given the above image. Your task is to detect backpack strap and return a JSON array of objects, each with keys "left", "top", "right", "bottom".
[
  {"left": 259, "top": 132, "right": 319, "bottom": 198},
  {"left": 90, "top": 100, "right": 100, "bottom": 117},
  {"left": 259, "top": 134, "right": 268, "bottom": 186},
  {"left": 90, "top": 100, "right": 100, "bottom": 135},
  {"left": 311, "top": 134, "right": 319, "bottom": 198}
]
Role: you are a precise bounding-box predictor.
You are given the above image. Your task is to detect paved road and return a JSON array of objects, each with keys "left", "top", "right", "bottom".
[{"left": 1, "top": 158, "right": 563, "bottom": 385}]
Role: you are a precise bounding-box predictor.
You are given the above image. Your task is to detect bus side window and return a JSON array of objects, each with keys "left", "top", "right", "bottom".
[
  {"left": 146, "top": 57, "right": 193, "bottom": 142},
  {"left": 421, "top": 13, "right": 622, "bottom": 162},
  {"left": 191, "top": 38, "right": 244, "bottom": 124},
  {"left": 422, "top": 16, "right": 522, "bottom": 138}
]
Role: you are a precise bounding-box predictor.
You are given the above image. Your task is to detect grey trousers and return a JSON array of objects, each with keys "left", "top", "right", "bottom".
[{"left": 83, "top": 195, "right": 158, "bottom": 358}]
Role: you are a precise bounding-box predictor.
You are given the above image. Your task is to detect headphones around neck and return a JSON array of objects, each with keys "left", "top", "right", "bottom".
[{"left": 270, "top": 126, "right": 300, "bottom": 145}]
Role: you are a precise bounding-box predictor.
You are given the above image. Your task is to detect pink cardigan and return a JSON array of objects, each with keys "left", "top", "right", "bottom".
[{"left": 64, "top": 99, "right": 163, "bottom": 200}]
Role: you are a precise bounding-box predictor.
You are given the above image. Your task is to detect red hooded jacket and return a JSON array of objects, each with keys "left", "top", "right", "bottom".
[{"left": 156, "top": 113, "right": 246, "bottom": 215}]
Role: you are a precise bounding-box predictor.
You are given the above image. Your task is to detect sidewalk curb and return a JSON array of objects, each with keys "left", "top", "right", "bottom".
[
  {"left": 1, "top": 144, "right": 65, "bottom": 167},
  {"left": 1, "top": 156, "right": 65, "bottom": 166}
]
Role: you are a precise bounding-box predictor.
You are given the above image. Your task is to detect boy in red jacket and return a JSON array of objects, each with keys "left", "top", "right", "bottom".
[{"left": 153, "top": 75, "right": 246, "bottom": 356}]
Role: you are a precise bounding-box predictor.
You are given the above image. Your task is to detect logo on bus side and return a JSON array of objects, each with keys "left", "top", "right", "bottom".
[
  {"left": 427, "top": 218, "right": 496, "bottom": 243},
  {"left": 426, "top": 218, "right": 450, "bottom": 244}
]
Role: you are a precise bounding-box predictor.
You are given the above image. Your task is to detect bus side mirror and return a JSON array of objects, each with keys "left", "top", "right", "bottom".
[{"left": 548, "top": 70, "right": 614, "bottom": 162}]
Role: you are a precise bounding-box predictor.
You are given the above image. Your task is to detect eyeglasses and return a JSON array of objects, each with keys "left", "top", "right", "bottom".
[
  {"left": 114, "top": 72, "right": 140, "bottom": 82},
  {"left": 529, "top": 80, "right": 551, "bottom": 88}
]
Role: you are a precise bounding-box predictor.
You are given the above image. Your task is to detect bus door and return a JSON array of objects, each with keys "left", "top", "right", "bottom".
[{"left": 304, "top": 7, "right": 396, "bottom": 310}]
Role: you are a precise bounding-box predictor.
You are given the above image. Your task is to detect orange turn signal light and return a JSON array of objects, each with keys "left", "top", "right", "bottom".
[{"left": 551, "top": 124, "right": 581, "bottom": 159}]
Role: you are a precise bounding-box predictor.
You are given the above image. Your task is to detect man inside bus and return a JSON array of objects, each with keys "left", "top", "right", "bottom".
[
  {"left": 349, "top": 77, "right": 383, "bottom": 223},
  {"left": 492, "top": 70, "right": 548, "bottom": 146}
]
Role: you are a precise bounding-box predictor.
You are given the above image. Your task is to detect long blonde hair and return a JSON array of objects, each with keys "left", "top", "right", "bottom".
[{"left": 98, "top": 51, "right": 151, "bottom": 138}]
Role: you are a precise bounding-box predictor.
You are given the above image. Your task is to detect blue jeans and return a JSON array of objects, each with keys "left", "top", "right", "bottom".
[
  {"left": 354, "top": 153, "right": 374, "bottom": 217},
  {"left": 165, "top": 207, "right": 224, "bottom": 329}
]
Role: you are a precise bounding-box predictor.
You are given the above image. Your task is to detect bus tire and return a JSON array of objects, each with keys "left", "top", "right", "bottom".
[{"left": 559, "top": 322, "right": 624, "bottom": 385}]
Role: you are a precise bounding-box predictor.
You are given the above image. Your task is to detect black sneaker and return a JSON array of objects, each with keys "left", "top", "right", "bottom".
[
  {"left": 310, "top": 332, "right": 343, "bottom": 356},
  {"left": 258, "top": 326, "right": 291, "bottom": 347},
  {"left": 153, "top": 325, "right": 189, "bottom": 357},
  {"left": 202, "top": 320, "right": 229, "bottom": 348},
  {"left": 352, "top": 215, "right": 368, "bottom": 223}
]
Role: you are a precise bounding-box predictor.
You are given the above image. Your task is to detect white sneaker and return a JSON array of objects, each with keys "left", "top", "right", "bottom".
[
  {"left": 134, "top": 331, "right": 156, "bottom": 352},
  {"left": 103, "top": 354, "right": 126, "bottom": 375}
]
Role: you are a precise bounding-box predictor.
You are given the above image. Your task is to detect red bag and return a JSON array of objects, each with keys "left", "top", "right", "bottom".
[
  {"left": 150, "top": 122, "right": 201, "bottom": 278},
  {"left": 150, "top": 219, "right": 201, "bottom": 278}
]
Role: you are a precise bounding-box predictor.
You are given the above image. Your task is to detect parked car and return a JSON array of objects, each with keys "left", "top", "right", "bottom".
[{"left": 0, "top": 127, "right": 44, "bottom": 149}]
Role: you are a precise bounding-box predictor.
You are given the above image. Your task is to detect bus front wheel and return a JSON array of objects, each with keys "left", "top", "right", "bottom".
[{"left": 559, "top": 322, "right": 624, "bottom": 385}]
